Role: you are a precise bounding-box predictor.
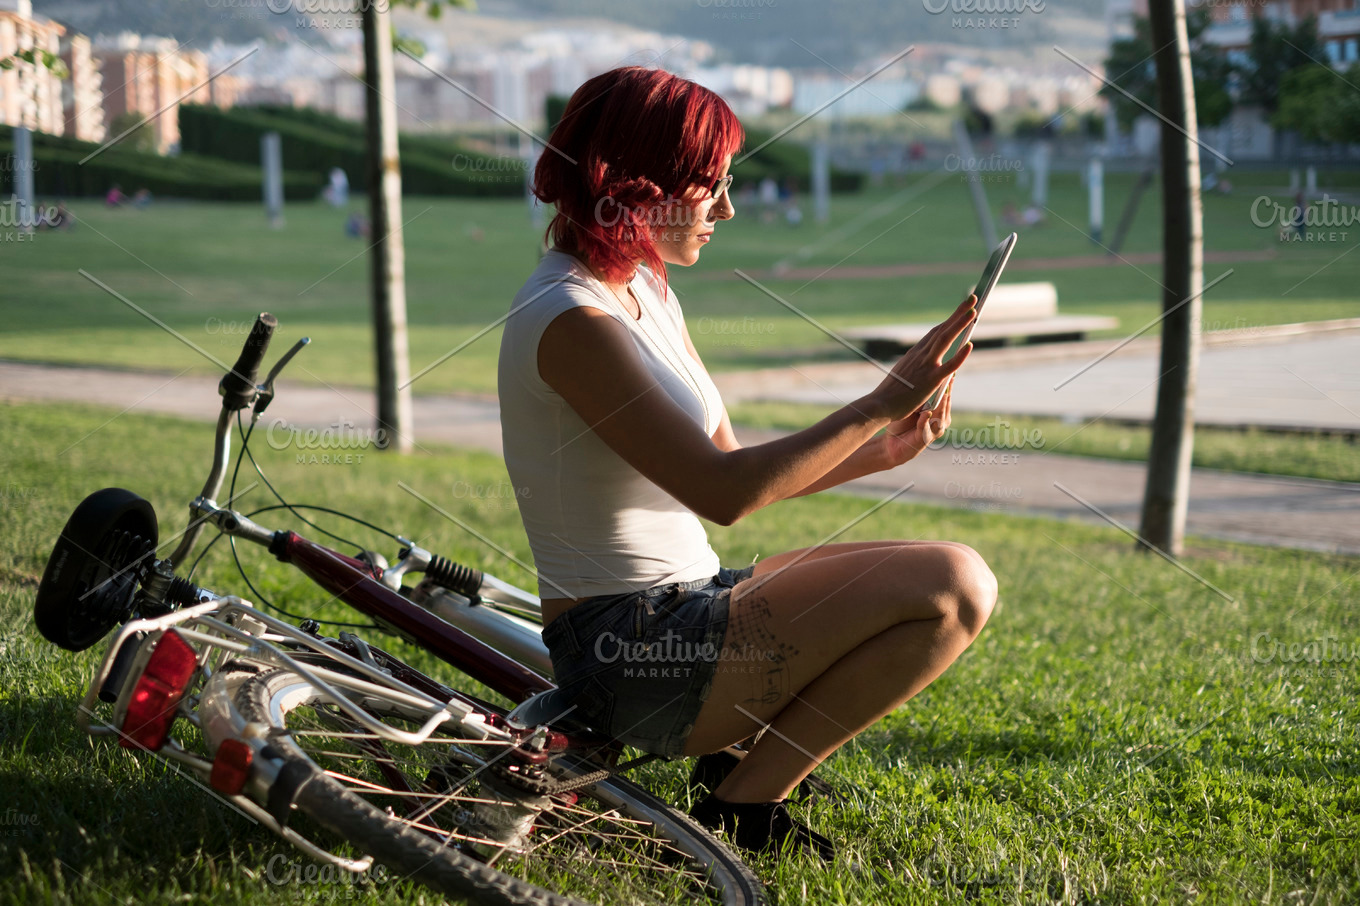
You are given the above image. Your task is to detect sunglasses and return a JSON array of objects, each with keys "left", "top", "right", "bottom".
[{"left": 686, "top": 172, "right": 734, "bottom": 200}]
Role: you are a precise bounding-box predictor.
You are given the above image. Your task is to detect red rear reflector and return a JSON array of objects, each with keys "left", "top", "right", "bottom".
[
  {"left": 210, "top": 739, "right": 253, "bottom": 795},
  {"left": 119, "top": 629, "right": 198, "bottom": 751}
]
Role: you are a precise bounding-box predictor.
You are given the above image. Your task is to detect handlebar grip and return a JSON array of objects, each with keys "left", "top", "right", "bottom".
[
  {"left": 219, "top": 313, "right": 278, "bottom": 410},
  {"left": 99, "top": 630, "right": 147, "bottom": 703}
]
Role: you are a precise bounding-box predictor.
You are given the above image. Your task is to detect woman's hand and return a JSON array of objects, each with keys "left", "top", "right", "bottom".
[
  {"left": 864, "top": 294, "right": 977, "bottom": 423},
  {"left": 877, "top": 374, "right": 954, "bottom": 469}
]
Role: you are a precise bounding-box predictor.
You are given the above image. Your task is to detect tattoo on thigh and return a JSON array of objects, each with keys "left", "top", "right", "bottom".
[{"left": 726, "top": 594, "right": 800, "bottom": 707}]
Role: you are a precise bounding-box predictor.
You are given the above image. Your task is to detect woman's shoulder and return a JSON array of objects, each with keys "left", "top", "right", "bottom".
[
  {"left": 520, "top": 249, "right": 594, "bottom": 293},
  {"left": 513, "top": 251, "right": 613, "bottom": 311},
  {"left": 506, "top": 251, "right": 625, "bottom": 345}
]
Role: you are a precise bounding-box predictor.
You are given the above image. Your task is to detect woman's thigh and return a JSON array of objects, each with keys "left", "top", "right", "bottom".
[
  {"left": 687, "top": 540, "right": 987, "bottom": 750},
  {"left": 747, "top": 538, "right": 983, "bottom": 581}
]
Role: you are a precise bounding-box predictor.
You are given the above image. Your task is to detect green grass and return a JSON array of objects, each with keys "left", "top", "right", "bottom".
[
  {"left": 2, "top": 399, "right": 1358, "bottom": 904},
  {"left": 729, "top": 401, "right": 1360, "bottom": 483},
  {"left": 2, "top": 169, "right": 1356, "bottom": 394}
]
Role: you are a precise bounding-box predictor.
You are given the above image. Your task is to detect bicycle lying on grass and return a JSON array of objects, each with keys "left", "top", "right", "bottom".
[{"left": 32, "top": 313, "right": 774, "bottom": 906}]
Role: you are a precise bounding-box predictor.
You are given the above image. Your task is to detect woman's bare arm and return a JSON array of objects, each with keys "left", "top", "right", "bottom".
[
  {"left": 676, "top": 320, "right": 915, "bottom": 498},
  {"left": 677, "top": 313, "right": 956, "bottom": 500},
  {"left": 537, "top": 298, "right": 975, "bottom": 525}
]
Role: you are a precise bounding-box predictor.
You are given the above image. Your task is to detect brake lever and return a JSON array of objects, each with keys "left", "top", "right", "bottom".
[{"left": 251, "top": 337, "right": 311, "bottom": 421}]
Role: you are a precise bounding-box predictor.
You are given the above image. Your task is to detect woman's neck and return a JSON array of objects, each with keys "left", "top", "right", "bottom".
[
  {"left": 562, "top": 248, "right": 638, "bottom": 289},
  {"left": 562, "top": 249, "right": 641, "bottom": 318}
]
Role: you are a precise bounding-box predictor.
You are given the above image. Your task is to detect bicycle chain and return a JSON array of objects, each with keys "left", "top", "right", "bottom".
[{"left": 544, "top": 753, "right": 662, "bottom": 795}]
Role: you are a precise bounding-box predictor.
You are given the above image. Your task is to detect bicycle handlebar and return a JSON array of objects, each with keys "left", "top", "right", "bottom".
[
  {"left": 219, "top": 313, "right": 277, "bottom": 410},
  {"left": 168, "top": 314, "right": 277, "bottom": 567},
  {"left": 167, "top": 314, "right": 527, "bottom": 621}
]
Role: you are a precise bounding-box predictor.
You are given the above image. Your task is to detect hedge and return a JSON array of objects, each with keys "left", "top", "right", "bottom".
[
  {"left": 179, "top": 104, "right": 863, "bottom": 197},
  {"left": 178, "top": 104, "right": 525, "bottom": 197},
  {"left": 240, "top": 103, "right": 507, "bottom": 166},
  {"left": 0, "top": 126, "right": 319, "bottom": 201}
]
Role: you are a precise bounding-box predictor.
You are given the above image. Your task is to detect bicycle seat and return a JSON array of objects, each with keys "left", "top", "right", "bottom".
[{"left": 507, "top": 686, "right": 597, "bottom": 734}]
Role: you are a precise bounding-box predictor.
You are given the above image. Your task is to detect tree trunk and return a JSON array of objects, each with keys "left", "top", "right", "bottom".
[
  {"left": 1139, "top": 0, "right": 1204, "bottom": 555},
  {"left": 362, "top": 1, "right": 413, "bottom": 453}
]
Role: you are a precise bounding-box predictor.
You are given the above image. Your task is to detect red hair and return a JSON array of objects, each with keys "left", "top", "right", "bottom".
[{"left": 533, "top": 66, "right": 744, "bottom": 286}]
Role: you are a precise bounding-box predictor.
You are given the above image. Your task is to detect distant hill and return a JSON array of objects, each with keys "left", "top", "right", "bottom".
[
  {"left": 31, "top": 0, "right": 297, "bottom": 46},
  {"left": 484, "top": 0, "right": 1111, "bottom": 67},
  {"left": 32, "top": 0, "right": 1110, "bottom": 68}
]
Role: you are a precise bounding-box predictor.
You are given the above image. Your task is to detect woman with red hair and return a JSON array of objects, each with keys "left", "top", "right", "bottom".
[{"left": 498, "top": 66, "right": 996, "bottom": 862}]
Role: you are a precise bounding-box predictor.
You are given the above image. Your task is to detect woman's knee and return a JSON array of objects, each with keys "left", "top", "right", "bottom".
[
  {"left": 932, "top": 544, "right": 997, "bottom": 636},
  {"left": 932, "top": 540, "right": 992, "bottom": 574}
]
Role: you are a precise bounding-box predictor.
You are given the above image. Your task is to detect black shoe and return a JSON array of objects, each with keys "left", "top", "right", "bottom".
[
  {"left": 689, "top": 793, "right": 836, "bottom": 863},
  {"left": 688, "top": 751, "right": 742, "bottom": 797},
  {"left": 689, "top": 751, "right": 847, "bottom": 807}
]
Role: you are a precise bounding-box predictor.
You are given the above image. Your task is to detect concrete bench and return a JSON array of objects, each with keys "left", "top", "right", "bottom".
[{"left": 841, "top": 282, "right": 1119, "bottom": 359}]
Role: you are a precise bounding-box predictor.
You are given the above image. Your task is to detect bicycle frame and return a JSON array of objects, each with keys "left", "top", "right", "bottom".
[
  {"left": 268, "top": 530, "right": 553, "bottom": 703},
  {"left": 68, "top": 311, "right": 617, "bottom": 806}
]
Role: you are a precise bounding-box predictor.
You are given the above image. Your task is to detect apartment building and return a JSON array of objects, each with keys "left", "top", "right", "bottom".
[
  {"left": 93, "top": 32, "right": 212, "bottom": 153},
  {"left": 59, "top": 32, "right": 103, "bottom": 142},
  {"left": 1194, "top": 0, "right": 1359, "bottom": 67},
  {"left": 0, "top": 0, "right": 66, "bottom": 134}
]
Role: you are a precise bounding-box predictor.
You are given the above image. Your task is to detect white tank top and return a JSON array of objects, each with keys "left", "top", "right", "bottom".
[{"left": 497, "top": 249, "right": 724, "bottom": 599}]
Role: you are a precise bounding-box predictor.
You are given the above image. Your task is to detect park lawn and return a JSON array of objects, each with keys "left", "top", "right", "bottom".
[
  {"left": 1, "top": 398, "right": 1357, "bottom": 905},
  {"left": 729, "top": 401, "right": 1360, "bottom": 484},
  {"left": 2, "top": 169, "right": 1356, "bottom": 395}
]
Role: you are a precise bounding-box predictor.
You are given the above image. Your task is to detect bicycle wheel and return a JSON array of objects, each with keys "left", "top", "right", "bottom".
[{"left": 229, "top": 665, "right": 766, "bottom": 906}]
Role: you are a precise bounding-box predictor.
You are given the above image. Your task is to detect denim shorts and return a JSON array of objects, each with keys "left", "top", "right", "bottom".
[{"left": 541, "top": 565, "right": 755, "bottom": 758}]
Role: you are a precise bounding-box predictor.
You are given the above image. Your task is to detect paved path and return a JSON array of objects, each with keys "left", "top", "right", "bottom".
[
  {"left": 730, "top": 425, "right": 1360, "bottom": 556},
  {"left": 3, "top": 354, "right": 1358, "bottom": 555},
  {"left": 728, "top": 247, "right": 1279, "bottom": 282},
  {"left": 0, "top": 360, "right": 507, "bottom": 457},
  {"left": 696, "top": 186, "right": 1319, "bottom": 282},
  {"left": 714, "top": 324, "right": 1360, "bottom": 434}
]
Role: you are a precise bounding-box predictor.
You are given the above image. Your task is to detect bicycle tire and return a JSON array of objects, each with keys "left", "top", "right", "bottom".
[
  {"left": 35, "top": 487, "right": 159, "bottom": 652},
  {"left": 230, "top": 665, "right": 767, "bottom": 906}
]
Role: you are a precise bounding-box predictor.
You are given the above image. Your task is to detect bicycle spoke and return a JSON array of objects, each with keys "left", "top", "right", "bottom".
[
  {"left": 487, "top": 806, "right": 620, "bottom": 867},
  {"left": 266, "top": 682, "right": 738, "bottom": 904}
]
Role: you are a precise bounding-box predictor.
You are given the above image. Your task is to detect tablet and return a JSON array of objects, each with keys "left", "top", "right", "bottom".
[{"left": 924, "top": 231, "right": 1017, "bottom": 410}]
